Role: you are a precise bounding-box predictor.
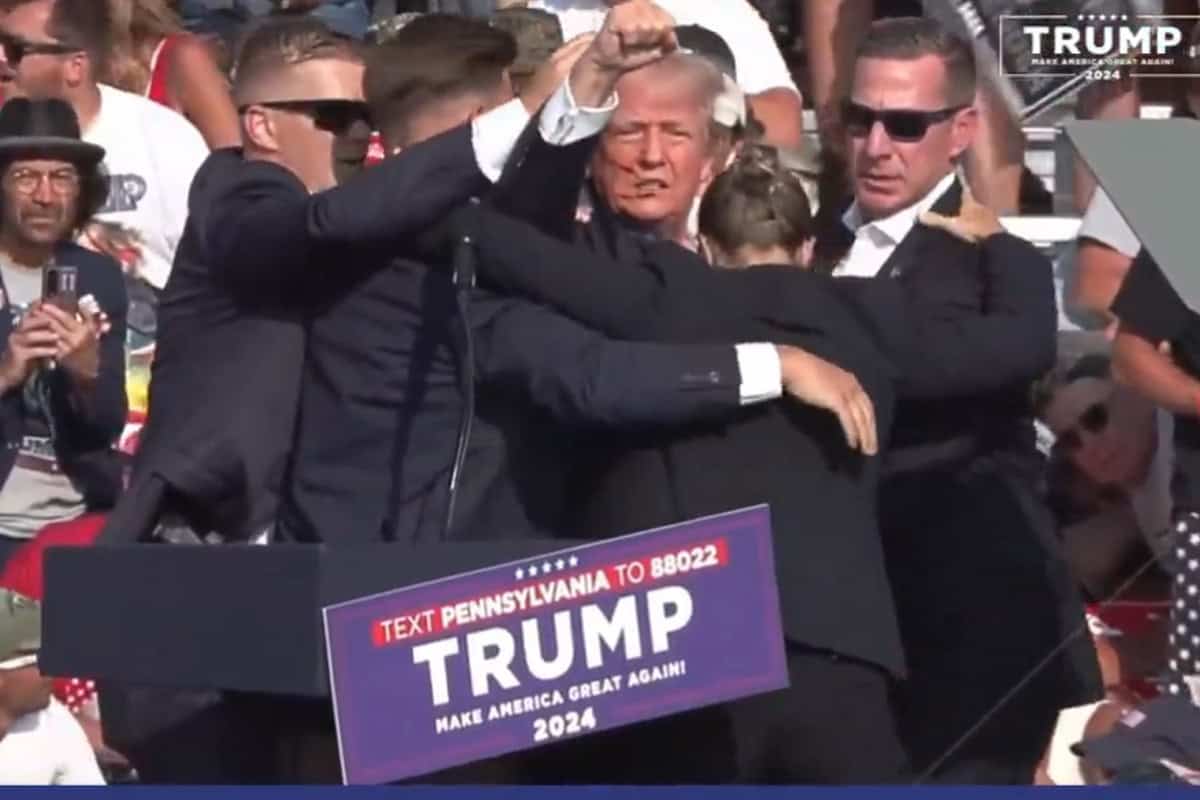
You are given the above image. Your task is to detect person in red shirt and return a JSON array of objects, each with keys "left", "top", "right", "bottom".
[{"left": 102, "top": 0, "right": 239, "bottom": 149}]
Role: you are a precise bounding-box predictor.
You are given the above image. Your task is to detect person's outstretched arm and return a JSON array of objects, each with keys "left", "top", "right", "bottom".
[{"left": 472, "top": 295, "right": 880, "bottom": 454}]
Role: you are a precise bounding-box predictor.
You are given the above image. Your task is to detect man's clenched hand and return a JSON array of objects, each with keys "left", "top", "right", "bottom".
[{"left": 567, "top": 0, "right": 677, "bottom": 107}]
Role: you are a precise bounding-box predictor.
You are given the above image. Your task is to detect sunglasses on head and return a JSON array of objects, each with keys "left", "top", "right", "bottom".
[
  {"left": 0, "top": 34, "right": 81, "bottom": 67},
  {"left": 239, "top": 99, "right": 372, "bottom": 135},
  {"left": 1054, "top": 402, "right": 1110, "bottom": 453},
  {"left": 842, "top": 100, "right": 967, "bottom": 142}
]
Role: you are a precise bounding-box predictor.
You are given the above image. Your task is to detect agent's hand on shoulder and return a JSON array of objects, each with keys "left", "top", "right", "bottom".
[{"left": 918, "top": 181, "right": 1003, "bottom": 244}]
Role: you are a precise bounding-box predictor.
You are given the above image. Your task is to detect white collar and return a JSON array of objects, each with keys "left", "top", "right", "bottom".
[{"left": 842, "top": 172, "right": 957, "bottom": 244}]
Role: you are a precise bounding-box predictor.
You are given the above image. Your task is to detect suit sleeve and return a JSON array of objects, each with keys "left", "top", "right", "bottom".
[
  {"left": 1111, "top": 248, "right": 1191, "bottom": 344},
  {"left": 871, "top": 234, "right": 1057, "bottom": 399},
  {"left": 470, "top": 206, "right": 901, "bottom": 368},
  {"left": 830, "top": 236, "right": 1056, "bottom": 400},
  {"left": 206, "top": 124, "right": 488, "bottom": 296},
  {"left": 471, "top": 295, "right": 742, "bottom": 429},
  {"left": 469, "top": 206, "right": 683, "bottom": 339},
  {"left": 490, "top": 127, "right": 597, "bottom": 242}
]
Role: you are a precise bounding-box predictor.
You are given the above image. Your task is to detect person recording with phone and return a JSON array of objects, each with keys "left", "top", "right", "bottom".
[{"left": 0, "top": 97, "right": 127, "bottom": 569}]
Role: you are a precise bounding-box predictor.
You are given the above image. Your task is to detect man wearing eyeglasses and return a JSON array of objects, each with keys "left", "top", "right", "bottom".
[
  {"left": 0, "top": 98, "right": 125, "bottom": 573},
  {"left": 0, "top": 0, "right": 209, "bottom": 295}
]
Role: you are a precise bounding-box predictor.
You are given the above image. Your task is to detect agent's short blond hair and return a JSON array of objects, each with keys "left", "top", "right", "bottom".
[{"left": 231, "top": 16, "right": 361, "bottom": 102}]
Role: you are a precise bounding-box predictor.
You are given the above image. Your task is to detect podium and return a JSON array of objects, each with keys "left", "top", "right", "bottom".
[
  {"left": 39, "top": 540, "right": 582, "bottom": 783},
  {"left": 41, "top": 540, "right": 581, "bottom": 696}
]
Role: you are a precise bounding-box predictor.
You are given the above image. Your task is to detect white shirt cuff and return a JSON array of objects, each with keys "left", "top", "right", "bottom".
[
  {"left": 538, "top": 80, "right": 617, "bottom": 146},
  {"left": 471, "top": 97, "right": 534, "bottom": 183},
  {"left": 735, "top": 343, "right": 782, "bottom": 405}
]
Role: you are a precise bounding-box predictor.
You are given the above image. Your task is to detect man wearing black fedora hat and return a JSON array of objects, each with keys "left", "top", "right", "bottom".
[{"left": 0, "top": 97, "right": 126, "bottom": 570}]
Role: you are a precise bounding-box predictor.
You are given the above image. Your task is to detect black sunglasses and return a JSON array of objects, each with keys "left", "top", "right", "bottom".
[
  {"left": 1054, "top": 402, "right": 1110, "bottom": 453},
  {"left": 0, "top": 35, "right": 81, "bottom": 67},
  {"left": 239, "top": 99, "right": 372, "bottom": 135},
  {"left": 842, "top": 100, "right": 967, "bottom": 142}
]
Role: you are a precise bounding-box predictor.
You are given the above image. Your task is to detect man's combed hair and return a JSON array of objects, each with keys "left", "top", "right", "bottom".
[
  {"left": 0, "top": 0, "right": 113, "bottom": 75},
  {"left": 231, "top": 16, "right": 361, "bottom": 93},
  {"left": 856, "top": 17, "right": 977, "bottom": 106},
  {"left": 363, "top": 13, "right": 516, "bottom": 142}
]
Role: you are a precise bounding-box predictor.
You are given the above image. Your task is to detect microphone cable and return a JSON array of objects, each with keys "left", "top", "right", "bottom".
[{"left": 442, "top": 202, "right": 480, "bottom": 541}]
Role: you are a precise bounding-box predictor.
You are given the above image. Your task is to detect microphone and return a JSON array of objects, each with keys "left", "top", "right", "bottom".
[{"left": 451, "top": 203, "right": 478, "bottom": 293}]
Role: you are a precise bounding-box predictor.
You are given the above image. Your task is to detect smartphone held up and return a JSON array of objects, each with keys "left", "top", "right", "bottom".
[{"left": 41, "top": 263, "right": 78, "bottom": 314}]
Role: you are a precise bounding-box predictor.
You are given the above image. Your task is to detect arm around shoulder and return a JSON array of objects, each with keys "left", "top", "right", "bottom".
[
  {"left": 472, "top": 297, "right": 742, "bottom": 429},
  {"left": 880, "top": 233, "right": 1056, "bottom": 399}
]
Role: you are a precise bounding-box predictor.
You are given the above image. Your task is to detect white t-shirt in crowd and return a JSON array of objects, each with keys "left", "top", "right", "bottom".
[
  {"left": 83, "top": 84, "right": 209, "bottom": 290},
  {"left": 523, "top": 0, "right": 798, "bottom": 96},
  {"left": 0, "top": 698, "right": 104, "bottom": 785}
]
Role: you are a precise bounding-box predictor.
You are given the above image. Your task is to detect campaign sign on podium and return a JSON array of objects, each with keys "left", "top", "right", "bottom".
[{"left": 323, "top": 505, "right": 788, "bottom": 785}]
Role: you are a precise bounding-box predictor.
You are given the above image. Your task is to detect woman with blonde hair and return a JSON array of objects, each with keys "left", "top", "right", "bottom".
[{"left": 104, "top": 0, "right": 240, "bottom": 148}]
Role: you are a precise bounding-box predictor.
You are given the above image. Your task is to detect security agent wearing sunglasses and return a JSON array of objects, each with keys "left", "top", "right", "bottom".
[
  {"left": 454, "top": 14, "right": 1091, "bottom": 785},
  {"left": 831, "top": 16, "right": 1095, "bottom": 785},
  {"left": 97, "top": 7, "right": 676, "bottom": 555}
]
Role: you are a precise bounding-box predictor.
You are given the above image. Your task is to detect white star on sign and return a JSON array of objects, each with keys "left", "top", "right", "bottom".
[
  {"left": 528, "top": 564, "right": 538, "bottom": 577},
  {"left": 568, "top": 555, "right": 579, "bottom": 567},
  {"left": 556, "top": 559, "right": 565, "bottom": 571},
  {"left": 542, "top": 561, "right": 552, "bottom": 573},
  {"left": 515, "top": 568, "right": 524, "bottom": 580}
]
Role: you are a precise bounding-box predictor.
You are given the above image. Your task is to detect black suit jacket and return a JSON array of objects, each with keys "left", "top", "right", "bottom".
[
  {"left": 836, "top": 184, "right": 1098, "bottom": 708},
  {"left": 827, "top": 183, "right": 1056, "bottom": 458},
  {"left": 276, "top": 250, "right": 745, "bottom": 546},
  {"left": 100, "top": 125, "right": 491, "bottom": 543},
  {"left": 462, "top": 201, "right": 907, "bottom": 675}
]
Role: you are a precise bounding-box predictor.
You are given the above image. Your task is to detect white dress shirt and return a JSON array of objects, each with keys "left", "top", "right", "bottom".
[
  {"left": 522, "top": 0, "right": 798, "bottom": 96},
  {"left": 469, "top": 80, "right": 617, "bottom": 181},
  {"left": 834, "top": 172, "right": 957, "bottom": 278}
]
